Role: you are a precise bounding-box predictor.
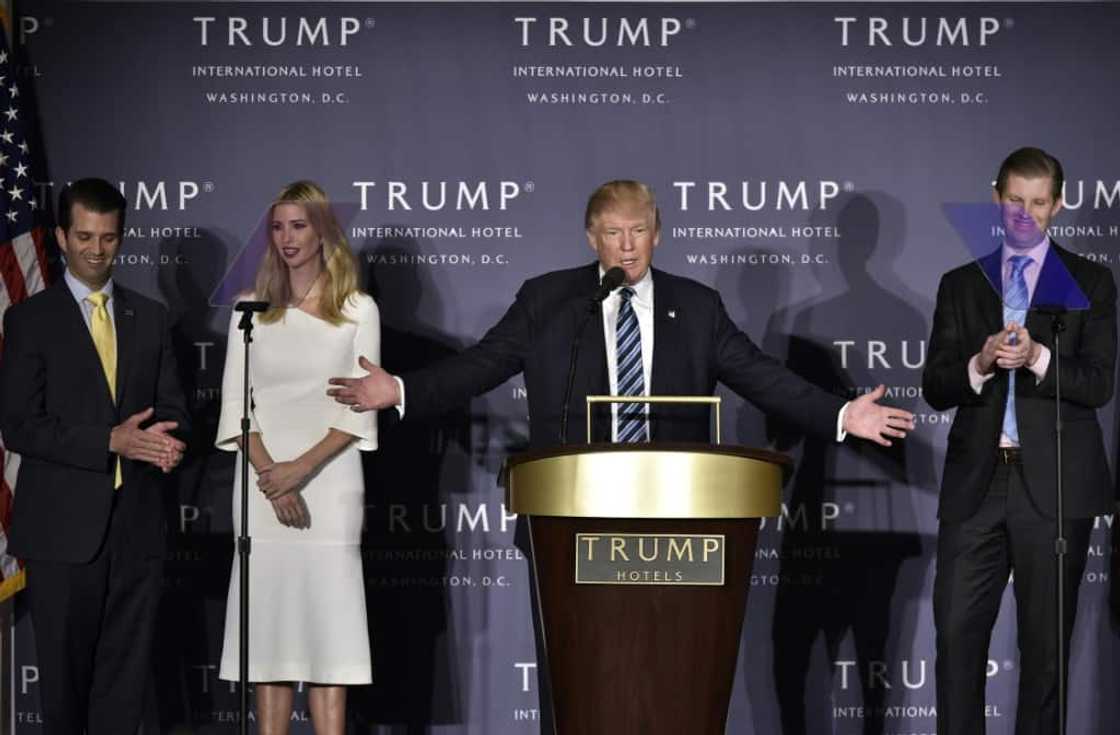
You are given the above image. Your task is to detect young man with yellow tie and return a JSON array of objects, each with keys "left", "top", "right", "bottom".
[{"left": 0, "top": 178, "right": 189, "bottom": 734}]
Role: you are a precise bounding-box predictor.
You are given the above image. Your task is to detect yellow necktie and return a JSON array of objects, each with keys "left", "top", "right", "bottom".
[{"left": 87, "top": 292, "right": 122, "bottom": 488}]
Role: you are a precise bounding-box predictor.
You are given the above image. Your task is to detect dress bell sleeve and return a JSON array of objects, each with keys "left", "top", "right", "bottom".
[{"left": 329, "top": 294, "right": 379, "bottom": 451}]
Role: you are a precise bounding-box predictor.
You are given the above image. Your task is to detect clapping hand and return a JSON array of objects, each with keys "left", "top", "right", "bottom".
[
  {"left": 109, "top": 407, "right": 186, "bottom": 473},
  {"left": 994, "top": 323, "right": 1039, "bottom": 370}
]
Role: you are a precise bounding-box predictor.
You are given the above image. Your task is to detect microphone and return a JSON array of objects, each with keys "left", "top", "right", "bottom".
[
  {"left": 560, "top": 268, "right": 627, "bottom": 444},
  {"left": 591, "top": 267, "right": 625, "bottom": 307},
  {"left": 235, "top": 301, "right": 270, "bottom": 313}
]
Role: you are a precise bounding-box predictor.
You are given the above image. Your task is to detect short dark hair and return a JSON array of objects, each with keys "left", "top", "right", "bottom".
[
  {"left": 995, "top": 147, "right": 1064, "bottom": 200},
  {"left": 58, "top": 178, "right": 127, "bottom": 234},
  {"left": 584, "top": 180, "right": 660, "bottom": 231}
]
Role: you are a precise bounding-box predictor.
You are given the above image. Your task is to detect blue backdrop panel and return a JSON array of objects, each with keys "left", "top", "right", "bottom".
[{"left": 7, "top": 2, "right": 1119, "bottom": 732}]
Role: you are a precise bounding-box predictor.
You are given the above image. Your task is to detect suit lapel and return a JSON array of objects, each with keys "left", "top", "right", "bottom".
[
  {"left": 112, "top": 287, "right": 137, "bottom": 408},
  {"left": 576, "top": 264, "right": 611, "bottom": 442},
  {"left": 1026, "top": 242, "right": 1090, "bottom": 342},
  {"left": 974, "top": 249, "right": 1004, "bottom": 335},
  {"left": 1031, "top": 242, "right": 1090, "bottom": 311},
  {"left": 649, "top": 269, "right": 682, "bottom": 441},
  {"left": 48, "top": 281, "right": 116, "bottom": 411}
]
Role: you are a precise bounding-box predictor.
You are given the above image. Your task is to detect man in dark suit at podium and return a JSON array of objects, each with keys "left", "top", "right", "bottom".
[
  {"left": 923, "top": 147, "right": 1117, "bottom": 734},
  {"left": 0, "top": 178, "right": 188, "bottom": 734},
  {"left": 329, "top": 179, "right": 913, "bottom": 447}
]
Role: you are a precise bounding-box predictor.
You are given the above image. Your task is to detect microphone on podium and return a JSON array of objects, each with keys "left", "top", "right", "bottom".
[
  {"left": 561, "top": 267, "right": 627, "bottom": 444},
  {"left": 590, "top": 266, "right": 626, "bottom": 309}
]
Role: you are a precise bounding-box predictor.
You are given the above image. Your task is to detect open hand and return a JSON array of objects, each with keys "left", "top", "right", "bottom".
[
  {"left": 843, "top": 385, "right": 916, "bottom": 447},
  {"left": 327, "top": 356, "right": 399, "bottom": 412}
]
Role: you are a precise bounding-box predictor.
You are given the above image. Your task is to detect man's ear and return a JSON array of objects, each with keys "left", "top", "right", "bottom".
[{"left": 1050, "top": 196, "right": 1063, "bottom": 219}]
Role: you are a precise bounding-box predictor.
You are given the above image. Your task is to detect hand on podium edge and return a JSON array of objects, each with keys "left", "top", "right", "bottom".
[
  {"left": 327, "top": 356, "right": 400, "bottom": 413},
  {"left": 842, "top": 384, "right": 916, "bottom": 447}
]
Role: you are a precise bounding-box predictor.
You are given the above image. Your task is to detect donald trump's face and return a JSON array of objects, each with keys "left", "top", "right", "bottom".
[{"left": 586, "top": 202, "right": 660, "bottom": 285}]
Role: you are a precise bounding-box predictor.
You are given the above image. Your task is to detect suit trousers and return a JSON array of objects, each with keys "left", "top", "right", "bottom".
[
  {"left": 25, "top": 485, "right": 163, "bottom": 735},
  {"left": 934, "top": 461, "right": 1091, "bottom": 735}
]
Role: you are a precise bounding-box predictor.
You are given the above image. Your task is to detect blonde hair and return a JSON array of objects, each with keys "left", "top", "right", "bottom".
[
  {"left": 584, "top": 180, "right": 661, "bottom": 232},
  {"left": 255, "top": 180, "right": 359, "bottom": 325}
]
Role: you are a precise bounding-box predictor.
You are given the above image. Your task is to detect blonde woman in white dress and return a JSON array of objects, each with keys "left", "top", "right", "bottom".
[{"left": 215, "top": 180, "right": 377, "bottom": 733}]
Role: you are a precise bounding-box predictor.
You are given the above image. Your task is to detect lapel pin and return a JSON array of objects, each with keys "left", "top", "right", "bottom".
[{"left": 668, "top": 310, "right": 677, "bottom": 319}]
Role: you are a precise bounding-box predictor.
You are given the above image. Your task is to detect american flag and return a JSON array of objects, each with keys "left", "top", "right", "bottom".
[{"left": 0, "top": 28, "right": 51, "bottom": 602}]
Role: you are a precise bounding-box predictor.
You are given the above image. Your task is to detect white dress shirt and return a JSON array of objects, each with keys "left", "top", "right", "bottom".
[
  {"left": 600, "top": 267, "right": 654, "bottom": 441},
  {"left": 63, "top": 269, "right": 117, "bottom": 336}
]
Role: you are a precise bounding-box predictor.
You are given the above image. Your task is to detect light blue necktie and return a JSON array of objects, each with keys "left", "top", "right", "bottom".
[
  {"left": 616, "top": 287, "right": 648, "bottom": 442},
  {"left": 1001, "top": 255, "right": 1031, "bottom": 444}
]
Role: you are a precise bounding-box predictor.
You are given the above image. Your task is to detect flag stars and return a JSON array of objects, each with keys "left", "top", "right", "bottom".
[
  {"left": 0, "top": 131, "right": 12, "bottom": 144},
  {"left": 0, "top": 51, "right": 8, "bottom": 64},
  {"left": 9, "top": 186, "right": 23, "bottom": 201},
  {"left": 17, "top": 141, "right": 27, "bottom": 154},
  {"left": 8, "top": 84, "right": 17, "bottom": 98},
  {"left": 5, "top": 211, "right": 16, "bottom": 223},
  {"left": 13, "top": 163, "right": 27, "bottom": 178},
  {"left": 4, "top": 107, "right": 18, "bottom": 122}
]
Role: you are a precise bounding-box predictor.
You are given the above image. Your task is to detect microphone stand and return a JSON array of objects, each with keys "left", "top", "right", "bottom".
[
  {"left": 559, "top": 303, "right": 598, "bottom": 444},
  {"left": 560, "top": 268, "right": 625, "bottom": 444},
  {"left": 1050, "top": 313, "right": 1068, "bottom": 735},
  {"left": 236, "top": 307, "right": 256, "bottom": 734}
]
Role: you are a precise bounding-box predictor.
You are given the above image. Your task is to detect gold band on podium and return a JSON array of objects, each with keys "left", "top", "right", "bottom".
[{"left": 505, "top": 446, "right": 783, "bottom": 519}]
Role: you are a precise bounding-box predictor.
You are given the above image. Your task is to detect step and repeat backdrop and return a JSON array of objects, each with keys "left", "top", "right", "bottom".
[{"left": 6, "top": 1, "right": 1120, "bottom": 732}]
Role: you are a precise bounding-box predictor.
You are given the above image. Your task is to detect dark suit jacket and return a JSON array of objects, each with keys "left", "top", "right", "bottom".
[
  {"left": 923, "top": 243, "right": 1117, "bottom": 522},
  {"left": 0, "top": 280, "right": 189, "bottom": 562},
  {"left": 405, "top": 262, "right": 845, "bottom": 447}
]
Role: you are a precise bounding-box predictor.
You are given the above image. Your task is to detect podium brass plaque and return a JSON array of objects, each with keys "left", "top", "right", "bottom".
[{"left": 575, "top": 533, "right": 726, "bottom": 585}]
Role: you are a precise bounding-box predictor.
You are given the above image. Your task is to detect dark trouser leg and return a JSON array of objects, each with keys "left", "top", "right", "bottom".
[
  {"left": 86, "top": 552, "right": 162, "bottom": 734},
  {"left": 935, "top": 466, "right": 1013, "bottom": 735},
  {"left": 24, "top": 553, "right": 109, "bottom": 735},
  {"left": 1005, "top": 465, "right": 1092, "bottom": 735},
  {"left": 87, "top": 485, "right": 164, "bottom": 735}
]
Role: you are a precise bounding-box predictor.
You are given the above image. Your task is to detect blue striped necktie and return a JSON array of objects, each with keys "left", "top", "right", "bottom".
[
  {"left": 1001, "top": 255, "right": 1031, "bottom": 444},
  {"left": 616, "top": 287, "right": 648, "bottom": 442}
]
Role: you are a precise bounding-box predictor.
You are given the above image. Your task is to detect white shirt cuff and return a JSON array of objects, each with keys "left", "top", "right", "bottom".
[
  {"left": 1028, "top": 344, "right": 1051, "bottom": 383},
  {"left": 836, "top": 402, "right": 849, "bottom": 443},
  {"left": 393, "top": 376, "right": 406, "bottom": 418},
  {"left": 968, "top": 353, "right": 995, "bottom": 394}
]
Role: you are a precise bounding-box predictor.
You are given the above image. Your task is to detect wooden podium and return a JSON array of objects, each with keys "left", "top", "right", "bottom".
[{"left": 505, "top": 441, "right": 790, "bottom": 735}]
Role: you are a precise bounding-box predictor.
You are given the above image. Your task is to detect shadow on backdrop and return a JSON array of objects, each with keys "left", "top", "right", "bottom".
[
  {"left": 761, "top": 194, "right": 936, "bottom": 735},
  {"left": 154, "top": 230, "right": 236, "bottom": 732},
  {"left": 350, "top": 235, "right": 470, "bottom": 733}
]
